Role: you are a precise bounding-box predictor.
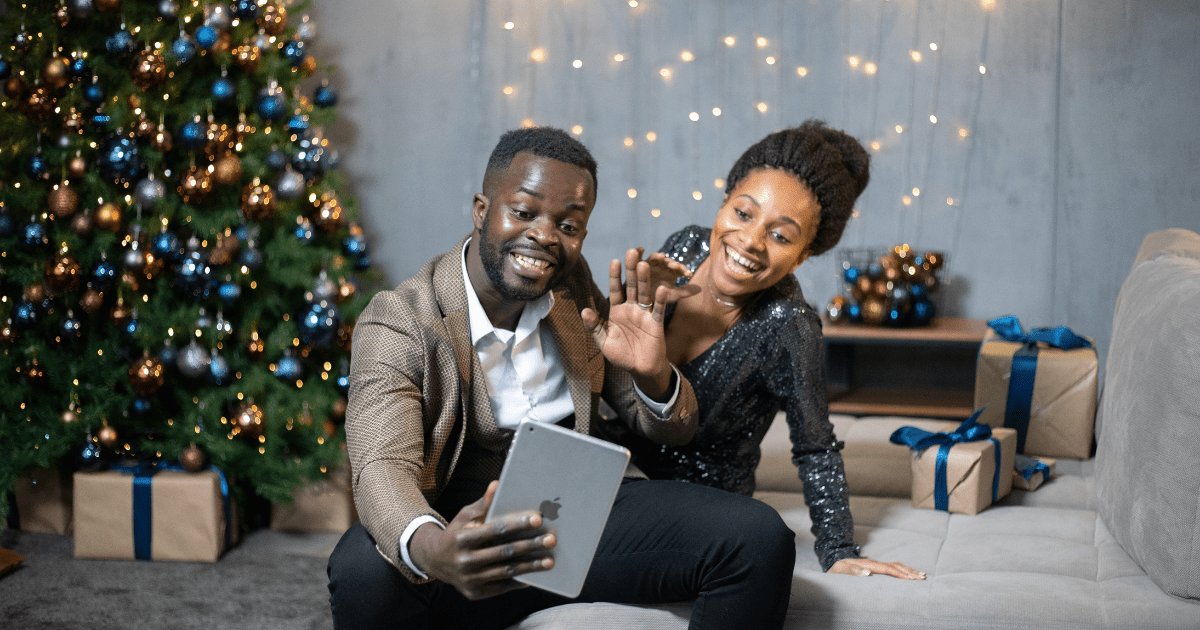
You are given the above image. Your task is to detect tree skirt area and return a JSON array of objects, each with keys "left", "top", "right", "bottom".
[{"left": 0, "top": 528, "right": 337, "bottom": 630}]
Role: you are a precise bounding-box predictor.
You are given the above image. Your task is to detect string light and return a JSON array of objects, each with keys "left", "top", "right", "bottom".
[
  {"left": 912, "top": 188, "right": 921, "bottom": 196},
  {"left": 571, "top": 125, "right": 583, "bottom": 135},
  {"left": 929, "top": 114, "right": 938, "bottom": 123},
  {"left": 689, "top": 111, "right": 700, "bottom": 121},
  {"left": 765, "top": 56, "right": 776, "bottom": 65},
  {"left": 981, "top": 0, "right": 996, "bottom": 11},
  {"left": 692, "top": 191, "right": 703, "bottom": 200},
  {"left": 660, "top": 67, "right": 672, "bottom": 78},
  {"left": 504, "top": 21, "right": 514, "bottom": 30},
  {"left": 522, "top": 118, "right": 536, "bottom": 128},
  {"left": 910, "top": 50, "right": 923, "bottom": 62},
  {"left": 530, "top": 48, "right": 546, "bottom": 62},
  {"left": 645, "top": 131, "right": 657, "bottom": 142},
  {"left": 797, "top": 66, "right": 808, "bottom": 77},
  {"left": 623, "top": 137, "right": 634, "bottom": 147},
  {"left": 681, "top": 50, "right": 694, "bottom": 62},
  {"left": 930, "top": 42, "right": 938, "bottom": 51},
  {"left": 614, "top": 53, "right": 625, "bottom": 62},
  {"left": 628, "top": 0, "right": 638, "bottom": 6},
  {"left": 714, "top": 178, "right": 725, "bottom": 188},
  {"left": 756, "top": 37, "right": 768, "bottom": 48},
  {"left": 651, "top": 209, "right": 661, "bottom": 217},
  {"left": 756, "top": 102, "right": 768, "bottom": 113},
  {"left": 958, "top": 127, "right": 970, "bottom": 138},
  {"left": 502, "top": 86, "right": 514, "bottom": 95},
  {"left": 848, "top": 56, "right": 860, "bottom": 68},
  {"left": 572, "top": 59, "right": 582, "bottom": 68},
  {"left": 724, "top": 36, "right": 736, "bottom": 47},
  {"left": 947, "top": 198, "right": 956, "bottom": 205},
  {"left": 712, "top": 107, "right": 722, "bottom": 116},
  {"left": 864, "top": 62, "right": 877, "bottom": 75},
  {"left": 902, "top": 196, "right": 913, "bottom": 206},
  {"left": 979, "top": 64, "right": 987, "bottom": 74},
  {"left": 895, "top": 125, "right": 904, "bottom": 133},
  {"left": 627, "top": 188, "right": 637, "bottom": 198},
  {"left": 870, "top": 141, "right": 881, "bottom": 151}
]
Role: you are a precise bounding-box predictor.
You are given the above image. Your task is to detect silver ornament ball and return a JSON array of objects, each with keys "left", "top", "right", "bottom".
[
  {"left": 134, "top": 177, "right": 166, "bottom": 210},
  {"left": 69, "top": 0, "right": 94, "bottom": 18},
  {"left": 252, "top": 32, "right": 271, "bottom": 50},
  {"left": 123, "top": 244, "right": 147, "bottom": 271},
  {"left": 157, "top": 0, "right": 179, "bottom": 19},
  {"left": 177, "top": 340, "right": 211, "bottom": 378},
  {"left": 204, "top": 4, "right": 232, "bottom": 31},
  {"left": 311, "top": 271, "right": 337, "bottom": 303},
  {"left": 275, "top": 168, "right": 305, "bottom": 200},
  {"left": 295, "top": 15, "right": 317, "bottom": 42}
]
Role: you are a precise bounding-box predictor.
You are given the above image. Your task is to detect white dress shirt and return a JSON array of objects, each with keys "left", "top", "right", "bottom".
[{"left": 398, "top": 238, "right": 678, "bottom": 577}]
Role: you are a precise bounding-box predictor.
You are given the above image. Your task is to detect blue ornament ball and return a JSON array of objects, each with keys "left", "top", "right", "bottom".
[
  {"left": 24, "top": 154, "right": 49, "bottom": 179},
  {"left": 292, "top": 136, "right": 327, "bottom": 180},
  {"left": 0, "top": 212, "right": 14, "bottom": 237},
  {"left": 283, "top": 40, "right": 307, "bottom": 66},
  {"left": 274, "top": 354, "right": 303, "bottom": 381},
  {"left": 343, "top": 234, "right": 369, "bottom": 258},
  {"left": 77, "top": 441, "right": 104, "bottom": 472},
  {"left": 212, "top": 76, "right": 236, "bottom": 102},
  {"left": 173, "top": 251, "right": 214, "bottom": 300},
  {"left": 92, "top": 260, "right": 118, "bottom": 289},
  {"left": 209, "top": 353, "right": 231, "bottom": 385},
  {"left": 256, "top": 87, "right": 287, "bottom": 121},
  {"left": 217, "top": 279, "right": 242, "bottom": 305},
  {"left": 21, "top": 220, "right": 49, "bottom": 249},
  {"left": 355, "top": 255, "right": 372, "bottom": 271},
  {"left": 150, "top": 231, "right": 183, "bottom": 262},
  {"left": 106, "top": 30, "right": 138, "bottom": 55},
  {"left": 95, "top": 136, "right": 144, "bottom": 182},
  {"left": 885, "top": 307, "right": 907, "bottom": 327},
  {"left": 265, "top": 147, "right": 288, "bottom": 171},
  {"left": 132, "top": 397, "right": 153, "bottom": 415},
  {"left": 867, "top": 262, "right": 885, "bottom": 280},
  {"left": 171, "top": 36, "right": 197, "bottom": 63},
  {"left": 297, "top": 301, "right": 342, "bottom": 348},
  {"left": 912, "top": 298, "right": 936, "bottom": 326},
  {"left": 177, "top": 120, "right": 208, "bottom": 151},
  {"left": 59, "top": 316, "right": 83, "bottom": 342},
  {"left": 843, "top": 266, "right": 861, "bottom": 285},
  {"left": 195, "top": 25, "right": 219, "bottom": 49},
  {"left": 158, "top": 343, "right": 179, "bottom": 367},
  {"left": 910, "top": 281, "right": 928, "bottom": 299},
  {"left": 70, "top": 58, "right": 89, "bottom": 78},
  {"left": 82, "top": 82, "right": 105, "bottom": 104},
  {"left": 295, "top": 219, "right": 315, "bottom": 244},
  {"left": 239, "top": 246, "right": 264, "bottom": 270},
  {"left": 0, "top": 59, "right": 10, "bottom": 80},
  {"left": 847, "top": 301, "right": 863, "bottom": 323},
  {"left": 124, "top": 318, "right": 140, "bottom": 338},
  {"left": 232, "top": 0, "right": 259, "bottom": 18},
  {"left": 314, "top": 84, "right": 338, "bottom": 108},
  {"left": 13, "top": 301, "right": 39, "bottom": 328},
  {"left": 335, "top": 373, "right": 350, "bottom": 397},
  {"left": 287, "top": 113, "right": 309, "bottom": 135}
]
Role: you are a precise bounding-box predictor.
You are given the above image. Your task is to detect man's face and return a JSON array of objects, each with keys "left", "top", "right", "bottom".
[{"left": 472, "top": 152, "right": 595, "bottom": 304}]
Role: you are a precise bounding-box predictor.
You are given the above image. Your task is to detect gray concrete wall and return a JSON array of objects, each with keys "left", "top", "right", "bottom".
[{"left": 307, "top": 0, "right": 1200, "bottom": 367}]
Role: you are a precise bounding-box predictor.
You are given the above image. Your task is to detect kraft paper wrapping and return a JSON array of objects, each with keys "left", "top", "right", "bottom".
[
  {"left": 1012, "top": 456, "right": 1057, "bottom": 491},
  {"left": 73, "top": 469, "right": 230, "bottom": 562},
  {"left": 14, "top": 465, "right": 73, "bottom": 534},
  {"left": 974, "top": 338, "right": 1099, "bottom": 459},
  {"left": 270, "top": 464, "right": 358, "bottom": 533},
  {"left": 910, "top": 427, "right": 1017, "bottom": 515}
]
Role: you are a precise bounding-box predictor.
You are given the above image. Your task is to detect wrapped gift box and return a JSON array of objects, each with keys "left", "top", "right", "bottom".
[
  {"left": 974, "top": 324, "right": 1099, "bottom": 459},
  {"left": 1012, "top": 454, "right": 1056, "bottom": 491},
  {"left": 270, "top": 464, "right": 357, "bottom": 533},
  {"left": 73, "top": 467, "right": 234, "bottom": 562},
  {"left": 13, "top": 464, "right": 73, "bottom": 535},
  {"left": 904, "top": 426, "right": 1017, "bottom": 515}
]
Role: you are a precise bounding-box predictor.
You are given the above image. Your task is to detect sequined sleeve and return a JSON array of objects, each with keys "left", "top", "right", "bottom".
[{"left": 761, "top": 307, "right": 861, "bottom": 571}]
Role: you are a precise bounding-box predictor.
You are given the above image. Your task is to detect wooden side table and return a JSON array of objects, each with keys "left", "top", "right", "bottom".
[{"left": 822, "top": 317, "right": 989, "bottom": 418}]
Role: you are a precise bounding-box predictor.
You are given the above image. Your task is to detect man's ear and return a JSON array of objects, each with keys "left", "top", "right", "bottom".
[{"left": 472, "top": 193, "right": 489, "bottom": 230}]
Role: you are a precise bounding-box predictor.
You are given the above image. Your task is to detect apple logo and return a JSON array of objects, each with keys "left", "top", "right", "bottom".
[{"left": 539, "top": 497, "right": 562, "bottom": 521}]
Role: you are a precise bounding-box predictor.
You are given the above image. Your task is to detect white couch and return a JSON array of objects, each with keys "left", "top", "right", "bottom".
[{"left": 509, "top": 228, "right": 1200, "bottom": 629}]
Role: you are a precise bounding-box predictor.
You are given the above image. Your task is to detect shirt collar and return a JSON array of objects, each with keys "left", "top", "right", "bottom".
[{"left": 461, "top": 237, "right": 555, "bottom": 345}]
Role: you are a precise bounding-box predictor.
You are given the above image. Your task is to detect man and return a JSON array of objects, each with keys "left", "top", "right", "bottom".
[{"left": 327, "top": 127, "right": 796, "bottom": 629}]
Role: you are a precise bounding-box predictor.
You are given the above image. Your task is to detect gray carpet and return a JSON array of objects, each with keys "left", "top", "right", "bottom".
[{"left": 0, "top": 528, "right": 339, "bottom": 630}]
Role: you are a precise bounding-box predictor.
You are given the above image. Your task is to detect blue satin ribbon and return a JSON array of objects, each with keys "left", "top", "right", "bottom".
[
  {"left": 1014, "top": 454, "right": 1051, "bottom": 483},
  {"left": 890, "top": 409, "right": 1002, "bottom": 511},
  {"left": 112, "top": 462, "right": 233, "bottom": 561},
  {"left": 987, "top": 316, "right": 1092, "bottom": 454}
]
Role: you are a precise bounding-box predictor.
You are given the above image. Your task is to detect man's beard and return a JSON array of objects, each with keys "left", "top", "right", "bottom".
[{"left": 477, "top": 222, "right": 567, "bottom": 302}]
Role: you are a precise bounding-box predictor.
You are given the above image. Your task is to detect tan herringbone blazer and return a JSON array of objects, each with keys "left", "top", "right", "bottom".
[{"left": 346, "top": 235, "right": 698, "bottom": 582}]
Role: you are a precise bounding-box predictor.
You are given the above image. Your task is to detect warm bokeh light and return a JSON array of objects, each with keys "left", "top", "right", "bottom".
[
  {"left": 646, "top": 131, "right": 657, "bottom": 142},
  {"left": 571, "top": 125, "right": 583, "bottom": 135},
  {"left": 572, "top": 59, "right": 582, "bottom": 68},
  {"left": 692, "top": 191, "right": 703, "bottom": 200},
  {"left": 624, "top": 137, "right": 634, "bottom": 147},
  {"left": 504, "top": 21, "right": 514, "bottom": 30},
  {"left": 756, "top": 102, "right": 768, "bottom": 113},
  {"left": 756, "top": 37, "right": 768, "bottom": 48},
  {"left": 502, "top": 86, "right": 514, "bottom": 95},
  {"left": 651, "top": 208, "right": 661, "bottom": 217},
  {"left": 864, "top": 62, "right": 877, "bottom": 75},
  {"left": 848, "top": 56, "right": 861, "bottom": 68},
  {"left": 714, "top": 178, "right": 725, "bottom": 189},
  {"left": 911, "top": 50, "right": 923, "bottom": 62},
  {"left": 530, "top": 48, "right": 546, "bottom": 62},
  {"left": 627, "top": 188, "right": 637, "bottom": 198},
  {"left": 614, "top": 53, "right": 625, "bottom": 62},
  {"left": 797, "top": 66, "right": 808, "bottom": 77},
  {"left": 660, "top": 67, "right": 672, "bottom": 78},
  {"left": 712, "top": 107, "right": 722, "bottom": 116},
  {"left": 895, "top": 125, "right": 904, "bottom": 133},
  {"left": 681, "top": 50, "right": 694, "bottom": 62},
  {"left": 724, "top": 36, "right": 736, "bottom": 47},
  {"left": 929, "top": 114, "right": 938, "bottom": 123},
  {"left": 766, "top": 56, "right": 776, "bottom": 65},
  {"left": 689, "top": 111, "right": 700, "bottom": 121}
]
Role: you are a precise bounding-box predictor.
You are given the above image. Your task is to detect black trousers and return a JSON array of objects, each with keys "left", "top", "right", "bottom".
[{"left": 327, "top": 479, "right": 796, "bottom": 630}]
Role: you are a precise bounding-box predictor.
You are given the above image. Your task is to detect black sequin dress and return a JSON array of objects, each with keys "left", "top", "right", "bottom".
[{"left": 624, "top": 225, "right": 860, "bottom": 571}]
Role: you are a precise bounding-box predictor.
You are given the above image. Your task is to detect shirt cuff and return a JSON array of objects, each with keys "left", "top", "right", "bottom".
[
  {"left": 399, "top": 515, "right": 444, "bottom": 579},
  {"left": 633, "top": 364, "right": 681, "bottom": 416}
]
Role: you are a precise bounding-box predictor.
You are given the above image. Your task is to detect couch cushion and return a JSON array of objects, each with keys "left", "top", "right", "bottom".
[
  {"left": 508, "top": 493, "right": 1200, "bottom": 629},
  {"left": 1095, "top": 228, "right": 1200, "bottom": 600}
]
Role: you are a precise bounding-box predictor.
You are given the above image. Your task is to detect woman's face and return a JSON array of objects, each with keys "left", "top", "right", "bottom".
[{"left": 708, "top": 167, "right": 821, "bottom": 298}]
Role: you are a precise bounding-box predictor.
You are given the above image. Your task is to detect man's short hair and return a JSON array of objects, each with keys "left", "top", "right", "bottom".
[
  {"left": 482, "top": 127, "right": 599, "bottom": 196},
  {"left": 724, "top": 120, "right": 870, "bottom": 257}
]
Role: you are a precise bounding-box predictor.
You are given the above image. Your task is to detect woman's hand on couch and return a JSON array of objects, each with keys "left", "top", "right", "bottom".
[{"left": 829, "top": 557, "right": 926, "bottom": 580}]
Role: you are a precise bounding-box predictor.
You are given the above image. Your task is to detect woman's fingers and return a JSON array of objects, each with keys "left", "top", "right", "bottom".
[{"left": 608, "top": 259, "right": 624, "bottom": 306}]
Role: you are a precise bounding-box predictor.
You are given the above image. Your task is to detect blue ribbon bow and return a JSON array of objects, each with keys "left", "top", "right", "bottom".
[
  {"left": 1013, "top": 454, "right": 1051, "bottom": 483},
  {"left": 889, "top": 409, "right": 1002, "bottom": 511},
  {"left": 112, "top": 462, "right": 233, "bottom": 561},
  {"left": 987, "top": 316, "right": 1093, "bottom": 453}
]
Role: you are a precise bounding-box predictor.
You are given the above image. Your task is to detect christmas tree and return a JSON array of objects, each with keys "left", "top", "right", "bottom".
[{"left": 0, "top": 0, "right": 377, "bottom": 521}]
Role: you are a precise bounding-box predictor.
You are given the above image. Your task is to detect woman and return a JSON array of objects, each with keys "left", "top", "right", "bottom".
[{"left": 617, "top": 121, "right": 923, "bottom": 580}]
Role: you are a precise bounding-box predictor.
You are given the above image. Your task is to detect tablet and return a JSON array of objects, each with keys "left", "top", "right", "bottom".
[{"left": 485, "top": 419, "right": 630, "bottom": 598}]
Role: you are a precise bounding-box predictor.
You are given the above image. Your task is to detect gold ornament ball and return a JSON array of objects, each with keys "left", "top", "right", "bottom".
[
  {"left": 323, "top": 420, "right": 337, "bottom": 438},
  {"left": 43, "top": 56, "right": 72, "bottom": 90},
  {"left": 300, "top": 55, "right": 317, "bottom": 77},
  {"left": 22, "top": 359, "right": 46, "bottom": 384},
  {"left": 48, "top": 181, "right": 80, "bottom": 218},
  {"left": 861, "top": 296, "right": 887, "bottom": 326},
  {"left": 206, "top": 123, "right": 237, "bottom": 157},
  {"left": 208, "top": 233, "right": 239, "bottom": 266},
  {"left": 70, "top": 211, "right": 93, "bottom": 235},
  {"left": 44, "top": 254, "right": 82, "bottom": 293},
  {"left": 212, "top": 31, "right": 233, "bottom": 54},
  {"left": 127, "top": 93, "right": 142, "bottom": 109},
  {"left": 4, "top": 76, "right": 27, "bottom": 99},
  {"left": 52, "top": 4, "right": 71, "bottom": 26},
  {"left": 25, "top": 284, "right": 48, "bottom": 304},
  {"left": 178, "top": 166, "right": 214, "bottom": 205},
  {"left": 1, "top": 320, "right": 17, "bottom": 344},
  {"left": 150, "top": 128, "right": 173, "bottom": 152},
  {"left": 61, "top": 408, "right": 78, "bottom": 423},
  {"left": 240, "top": 180, "right": 276, "bottom": 220},
  {"left": 231, "top": 402, "right": 265, "bottom": 442},
  {"left": 852, "top": 275, "right": 871, "bottom": 301},
  {"left": 80, "top": 288, "right": 104, "bottom": 314},
  {"left": 94, "top": 0, "right": 121, "bottom": 11},
  {"left": 67, "top": 155, "right": 88, "bottom": 179},
  {"left": 21, "top": 86, "right": 57, "bottom": 121},
  {"left": 331, "top": 398, "right": 347, "bottom": 421},
  {"left": 64, "top": 108, "right": 85, "bottom": 133},
  {"left": 233, "top": 45, "right": 261, "bottom": 72},
  {"left": 135, "top": 118, "right": 158, "bottom": 137},
  {"left": 180, "top": 443, "right": 205, "bottom": 472},
  {"left": 97, "top": 425, "right": 119, "bottom": 449},
  {"left": 94, "top": 202, "right": 123, "bottom": 232},
  {"left": 143, "top": 252, "right": 165, "bottom": 279},
  {"left": 924, "top": 273, "right": 941, "bottom": 293},
  {"left": 260, "top": 2, "right": 288, "bottom": 35},
  {"left": 312, "top": 196, "right": 344, "bottom": 233},
  {"left": 337, "top": 323, "right": 354, "bottom": 352},
  {"left": 128, "top": 352, "right": 165, "bottom": 395},
  {"left": 110, "top": 298, "right": 133, "bottom": 326},
  {"left": 923, "top": 251, "right": 945, "bottom": 272},
  {"left": 213, "top": 153, "right": 243, "bottom": 186},
  {"left": 336, "top": 277, "right": 356, "bottom": 303},
  {"left": 132, "top": 51, "right": 168, "bottom": 90},
  {"left": 246, "top": 329, "right": 265, "bottom": 360}
]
